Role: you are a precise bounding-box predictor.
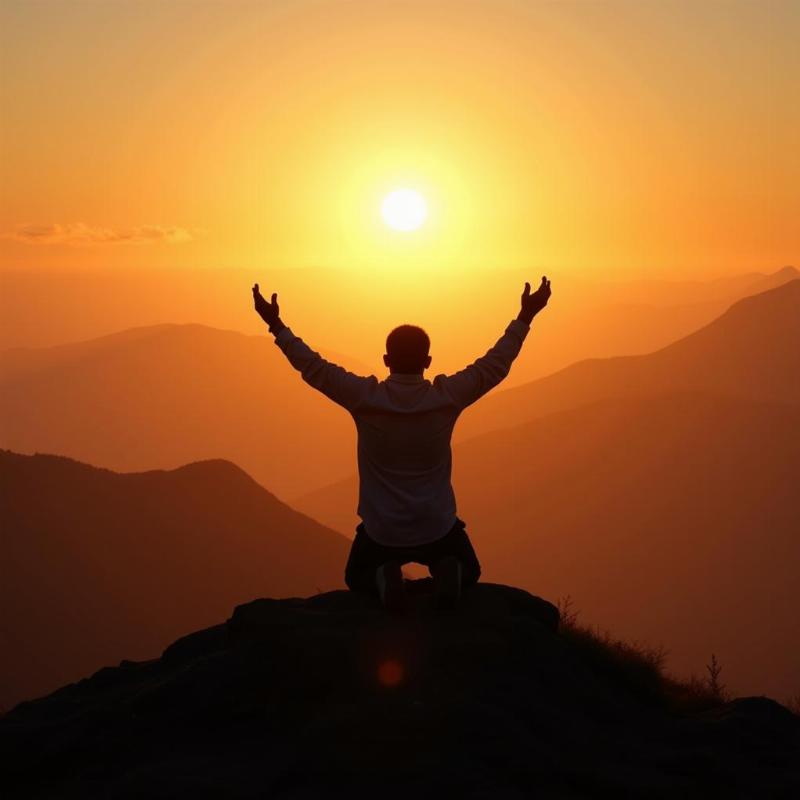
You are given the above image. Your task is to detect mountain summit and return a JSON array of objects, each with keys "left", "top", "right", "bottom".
[
  {"left": 458, "top": 277, "right": 800, "bottom": 441},
  {"left": 0, "top": 450, "right": 349, "bottom": 708},
  {"left": 2, "top": 582, "right": 797, "bottom": 798}
]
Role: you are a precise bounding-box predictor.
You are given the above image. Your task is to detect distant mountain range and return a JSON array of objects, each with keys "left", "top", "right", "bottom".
[
  {"left": 297, "top": 280, "right": 800, "bottom": 699},
  {"left": 2, "top": 272, "right": 797, "bottom": 506},
  {"left": 577, "top": 265, "right": 799, "bottom": 306},
  {"left": 1, "top": 265, "right": 796, "bottom": 387},
  {"left": 0, "top": 450, "right": 349, "bottom": 708},
  {"left": 456, "top": 278, "right": 800, "bottom": 441},
  {"left": 494, "top": 264, "right": 800, "bottom": 383},
  {"left": 0, "top": 323, "right": 364, "bottom": 500}
]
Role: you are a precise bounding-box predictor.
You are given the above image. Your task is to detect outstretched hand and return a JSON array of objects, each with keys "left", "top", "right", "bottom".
[
  {"left": 252, "top": 283, "right": 282, "bottom": 330},
  {"left": 519, "top": 276, "right": 551, "bottom": 324}
]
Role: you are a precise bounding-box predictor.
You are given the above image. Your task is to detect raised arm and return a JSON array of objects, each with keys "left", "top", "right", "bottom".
[
  {"left": 441, "top": 276, "right": 551, "bottom": 409},
  {"left": 252, "top": 282, "right": 373, "bottom": 411}
]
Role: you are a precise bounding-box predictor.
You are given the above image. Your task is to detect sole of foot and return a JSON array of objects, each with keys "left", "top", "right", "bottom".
[
  {"left": 379, "top": 562, "right": 407, "bottom": 615},
  {"left": 433, "top": 556, "right": 462, "bottom": 612}
]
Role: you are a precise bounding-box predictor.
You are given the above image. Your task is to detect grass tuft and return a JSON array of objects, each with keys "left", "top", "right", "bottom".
[{"left": 557, "top": 595, "right": 729, "bottom": 713}]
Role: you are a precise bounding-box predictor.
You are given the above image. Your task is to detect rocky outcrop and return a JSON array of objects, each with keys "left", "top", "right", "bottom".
[{"left": 1, "top": 582, "right": 797, "bottom": 799}]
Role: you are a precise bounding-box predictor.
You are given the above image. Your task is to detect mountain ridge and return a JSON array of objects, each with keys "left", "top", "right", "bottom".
[
  {"left": 456, "top": 278, "right": 800, "bottom": 442},
  {"left": 0, "top": 323, "right": 362, "bottom": 499},
  {"left": 0, "top": 449, "right": 350, "bottom": 709}
]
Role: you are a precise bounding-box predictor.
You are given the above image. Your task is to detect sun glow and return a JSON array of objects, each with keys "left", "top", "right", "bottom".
[{"left": 381, "top": 188, "right": 428, "bottom": 231}]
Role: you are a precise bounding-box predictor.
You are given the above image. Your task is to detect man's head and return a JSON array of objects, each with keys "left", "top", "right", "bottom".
[{"left": 383, "top": 324, "right": 432, "bottom": 374}]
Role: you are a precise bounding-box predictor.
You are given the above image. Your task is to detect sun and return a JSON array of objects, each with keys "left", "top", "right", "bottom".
[{"left": 381, "top": 188, "right": 428, "bottom": 231}]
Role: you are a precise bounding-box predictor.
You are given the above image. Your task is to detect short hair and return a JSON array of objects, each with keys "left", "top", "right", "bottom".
[{"left": 386, "top": 325, "right": 430, "bottom": 372}]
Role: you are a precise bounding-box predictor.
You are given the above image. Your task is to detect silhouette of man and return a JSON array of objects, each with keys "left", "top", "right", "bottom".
[{"left": 252, "top": 277, "right": 552, "bottom": 611}]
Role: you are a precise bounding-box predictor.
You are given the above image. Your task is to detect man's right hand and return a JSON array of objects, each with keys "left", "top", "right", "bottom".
[
  {"left": 518, "top": 276, "right": 552, "bottom": 325},
  {"left": 252, "top": 283, "right": 283, "bottom": 332}
]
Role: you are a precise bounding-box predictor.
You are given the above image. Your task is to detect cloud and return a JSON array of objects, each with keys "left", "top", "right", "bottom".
[{"left": 3, "top": 222, "right": 196, "bottom": 246}]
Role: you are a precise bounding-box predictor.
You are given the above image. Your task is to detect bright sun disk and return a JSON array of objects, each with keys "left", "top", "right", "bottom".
[{"left": 381, "top": 188, "right": 427, "bottom": 231}]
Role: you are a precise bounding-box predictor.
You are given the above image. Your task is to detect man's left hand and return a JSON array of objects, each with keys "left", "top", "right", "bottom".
[{"left": 519, "top": 276, "right": 552, "bottom": 324}]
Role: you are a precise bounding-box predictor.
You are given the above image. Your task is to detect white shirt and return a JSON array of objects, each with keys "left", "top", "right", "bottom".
[{"left": 274, "top": 319, "right": 530, "bottom": 546}]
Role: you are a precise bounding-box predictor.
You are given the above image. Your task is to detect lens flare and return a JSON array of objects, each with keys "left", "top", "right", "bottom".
[{"left": 377, "top": 658, "right": 405, "bottom": 687}]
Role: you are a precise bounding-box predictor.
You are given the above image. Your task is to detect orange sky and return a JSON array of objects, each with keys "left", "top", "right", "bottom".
[{"left": 1, "top": 0, "right": 797, "bottom": 279}]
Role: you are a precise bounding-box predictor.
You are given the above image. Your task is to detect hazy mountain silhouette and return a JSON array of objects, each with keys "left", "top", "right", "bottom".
[
  {"left": 456, "top": 278, "right": 800, "bottom": 441},
  {"left": 495, "top": 265, "right": 800, "bottom": 382},
  {"left": 581, "top": 265, "right": 798, "bottom": 306},
  {"left": 3, "top": 278, "right": 797, "bottom": 507},
  {"left": 0, "top": 450, "right": 349, "bottom": 709},
  {"left": 2, "top": 583, "right": 798, "bottom": 798},
  {"left": 730, "top": 264, "right": 800, "bottom": 295},
  {"left": 0, "top": 323, "right": 367, "bottom": 500},
  {"left": 2, "top": 266, "right": 796, "bottom": 388}
]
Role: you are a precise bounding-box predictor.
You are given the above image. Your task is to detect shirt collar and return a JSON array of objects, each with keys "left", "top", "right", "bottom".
[{"left": 386, "top": 372, "right": 426, "bottom": 384}]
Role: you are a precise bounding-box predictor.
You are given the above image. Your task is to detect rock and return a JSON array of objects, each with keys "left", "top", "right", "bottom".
[
  {"left": 161, "top": 624, "right": 228, "bottom": 665},
  {"left": 0, "top": 582, "right": 797, "bottom": 799}
]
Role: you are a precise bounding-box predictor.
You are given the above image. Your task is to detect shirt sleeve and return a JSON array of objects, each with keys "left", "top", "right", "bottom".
[
  {"left": 439, "top": 318, "right": 530, "bottom": 409},
  {"left": 274, "top": 326, "right": 373, "bottom": 411}
]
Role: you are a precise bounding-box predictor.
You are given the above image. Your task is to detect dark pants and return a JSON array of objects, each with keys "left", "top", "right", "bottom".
[{"left": 344, "top": 517, "right": 481, "bottom": 597}]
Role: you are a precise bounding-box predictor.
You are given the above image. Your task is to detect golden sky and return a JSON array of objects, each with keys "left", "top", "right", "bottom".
[{"left": 1, "top": 0, "right": 797, "bottom": 278}]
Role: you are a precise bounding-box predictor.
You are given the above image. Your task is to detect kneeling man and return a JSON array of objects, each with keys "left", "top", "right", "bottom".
[{"left": 252, "top": 277, "right": 552, "bottom": 611}]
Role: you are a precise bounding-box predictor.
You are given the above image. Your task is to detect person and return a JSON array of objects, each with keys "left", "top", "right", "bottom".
[{"left": 252, "top": 276, "right": 552, "bottom": 612}]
